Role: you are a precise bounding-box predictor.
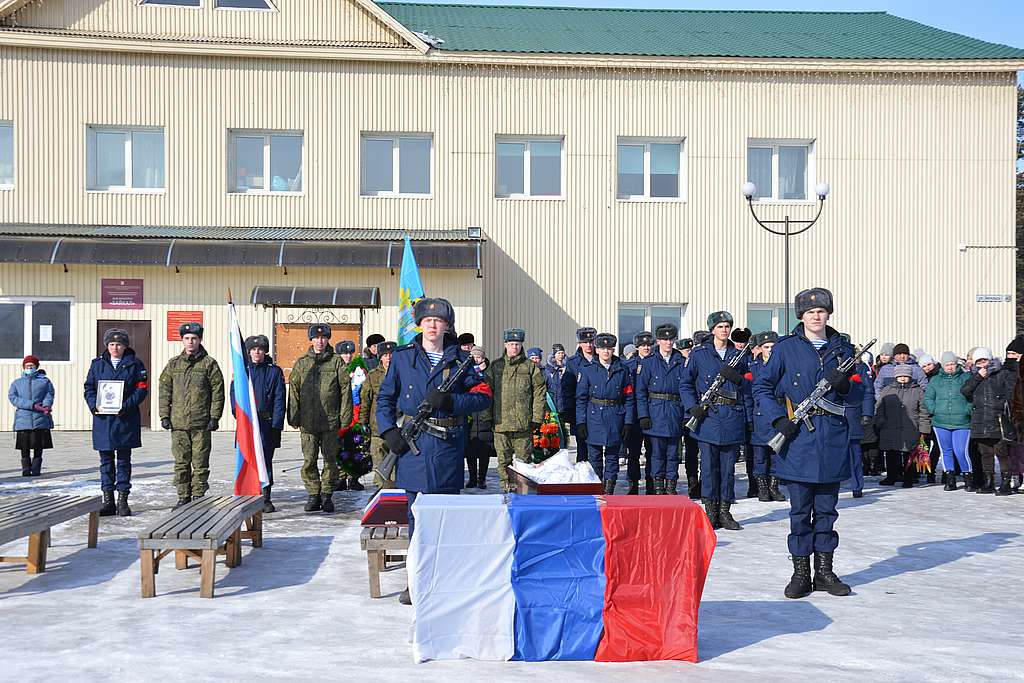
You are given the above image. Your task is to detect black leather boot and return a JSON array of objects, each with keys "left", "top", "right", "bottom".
[
  {"left": 785, "top": 555, "right": 812, "bottom": 599},
  {"left": 645, "top": 477, "right": 656, "bottom": 495},
  {"left": 703, "top": 498, "right": 721, "bottom": 530},
  {"left": 321, "top": 492, "right": 335, "bottom": 513},
  {"left": 943, "top": 472, "right": 957, "bottom": 491},
  {"left": 262, "top": 486, "right": 276, "bottom": 513},
  {"left": 879, "top": 453, "right": 901, "bottom": 485},
  {"left": 304, "top": 494, "right": 322, "bottom": 512},
  {"left": 769, "top": 476, "right": 786, "bottom": 501},
  {"left": 666, "top": 479, "right": 678, "bottom": 495},
  {"left": 995, "top": 474, "right": 1013, "bottom": 496},
  {"left": 976, "top": 473, "right": 996, "bottom": 494},
  {"left": 20, "top": 455, "right": 31, "bottom": 477},
  {"left": 813, "top": 551, "right": 851, "bottom": 596},
  {"left": 399, "top": 586, "right": 412, "bottom": 605},
  {"left": 654, "top": 477, "right": 666, "bottom": 495},
  {"left": 116, "top": 491, "right": 132, "bottom": 517},
  {"left": 627, "top": 480, "right": 639, "bottom": 495},
  {"left": 100, "top": 491, "right": 117, "bottom": 517},
  {"left": 348, "top": 477, "right": 365, "bottom": 492},
  {"left": 603, "top": 478, "right": 617, "bottom": 495},
  {"left": 29, "top": 453, "right": 42, "bottom": 476},
  {"left": 334, "top": 478, "right": 348, "bottom": 492},
  {"left": 757, "top": 475, "right": 772, "bottom": 502},
  {"left": 718, "top": 501, "right": 742, "bottom": 531},
  {"left": 687, "top": 476, "right": 701, "bottom": 500},
  {"left": 963, "top": 472, "right": 977, "bottom": 492},
  {"left": 173, "top": 495, "right": 191, "bottom": 509},
  {"left": 901, "top": 466, "right": 914, "bottom": 489}
]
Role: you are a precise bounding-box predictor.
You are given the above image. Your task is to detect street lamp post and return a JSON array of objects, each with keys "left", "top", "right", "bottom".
[{"left": 741, "top": 181, "right": 831, "bottom": 331}]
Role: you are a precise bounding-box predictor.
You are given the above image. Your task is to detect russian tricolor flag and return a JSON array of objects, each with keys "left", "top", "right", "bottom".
[
  {"left": 227, "top": 301, "right": 269, "bottom": 496},
  {"left": 408, "top": 495, "right": 716, "bottom": 663}
]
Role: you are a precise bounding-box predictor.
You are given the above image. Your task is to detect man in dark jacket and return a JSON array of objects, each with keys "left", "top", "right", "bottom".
[
  {"left": 625, "top": 332, "right": 654, "bottom": 494},
  {"left": 466, "top": 345, "right": 494, "bottom": 489},
  {"left": 84, "top": 328, "right": 149, "bottom": 517},
  {"left": 360, "top": 341, "right": 397, "bottom": 490},
  {"left": 562, "top": 327, "right": 598, "bottom": 462},
  {"left": 363, "top": 333, "right": 385, "bottom": 371},
  {"left": 961, "top": 346, "right": 1017, "bottom": 494},
  {"left": 576, "top": 333, "right": 634, "bottom": 490},
  {"left": 230, "top": 335, "right": 285, "bottom": 513},
  {"left": 636, "top": 325, "right": 685, "bottom": 495}
]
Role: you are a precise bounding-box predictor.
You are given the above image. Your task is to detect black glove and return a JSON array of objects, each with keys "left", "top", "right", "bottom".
[
  {"left": 161, "top": 417, "right": 172, "bottom": 430},
  {"left": 425, "top": 387, "right": 453, "bottom": 413},
  {"left": 576, "top": 424, "right": 588, "bottom": 442},
  {"left": 639, "top": 417, "right": 653, "bottom": 431},
  {"left": 825, "top": 368, "right": 851, "bottom": 394},
  {"left": 772, "top": 417, "right": 800, "bottom": 440},
  {"left": 207, "top": 419, "right": 219, "bottom": 432},
  {"left": 688, "top": 405, "right": 707, "bottom": 420},
  {"left": 719, "top": 365, "right": 744, "bottom": 384},
  {"left": 382, "top": 428, "right": 410, "bottom": 455},
  {"left": 860, "top": 415, "right": 873, "bottom": 427},
  {"left": 620, "top": 424, "right": 633, "bottom": 440},
  {"left": 529, "top": 421, "right": 542, "bottom": 434}
]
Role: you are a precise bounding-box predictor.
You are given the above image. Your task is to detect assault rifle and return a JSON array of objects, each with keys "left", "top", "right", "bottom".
[
  {"left": 685, "top": 339, "right": 756, "bottom": 431},
  {"left": 373, "top": 353, "right": 477, "bottom": 482},
  {"left": 767, "top": 338, "right": 876, "bottom": 453}
]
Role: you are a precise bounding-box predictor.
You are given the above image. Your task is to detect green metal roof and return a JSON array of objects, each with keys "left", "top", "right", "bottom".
[
  {"left": 0, "top": 223, "right": 473, "bottom": 241},
  {"left": 379, "top": 3, "right": 1024, "bottom": 60}
]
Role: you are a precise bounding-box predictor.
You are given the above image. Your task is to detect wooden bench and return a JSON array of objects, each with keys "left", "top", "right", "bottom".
[
  {"left": 0, "top": 495, "right": 102, "bottom": 573},
  {"left": 360, "top": 525, "right": 410, "bottom": 598},
  {"left": 137, "top": 495, "right": 264, "bottom": 599}
]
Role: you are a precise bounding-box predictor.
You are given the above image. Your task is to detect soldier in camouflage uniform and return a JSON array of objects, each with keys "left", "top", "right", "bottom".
[
  {"left": 287, "top": 323, "right": 352, "bottom": 513},
  {"left": 487, "top": 328, "right": 547, "bottom": 492},
  {"left": 359, "top": 341, "right": 396, "bottom": 489},
  {"left": 159, "top": 322, "right": 225, "bottom": 508}
]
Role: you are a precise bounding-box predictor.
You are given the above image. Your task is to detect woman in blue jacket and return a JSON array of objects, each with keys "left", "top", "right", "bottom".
[
  {"left": 84, "top": 329, "right": 149, "bottom": 516},
  {"left": 9, "top": 354, "right": 54, "bottom": 476}
]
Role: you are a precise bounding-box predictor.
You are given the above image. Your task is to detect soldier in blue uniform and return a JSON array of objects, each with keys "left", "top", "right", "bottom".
[
  {"left": 675, "top": 337, "right": 701, "bottom": 499},
  {"left": 562, "top": 327, "right": 598, "bottom": 463},
  {"left": 636, "top": 324, "right": 687, "bottom": 495},
  {"left": 749, "top": 331, "right": 786, "bottom": 503},
  {"left": 839, "top": 333, "right": 875, "bottom": 499},
  {"left": 752, "top": 288, "right": 855, "bottom": 599},
  {"left": 376, "top": 297, "right": 493, "bottom": 605},
  {"left": 681, "top": 311, "right": 752, "bottom": 531},
  {"left": 732, "top": 327, "right": 759, "bottom": 499},
  {"left": 623, "top": 331, "right": 654, "bottom": 494},
  {"left": 575, "top": 333, "right": 634, "bottom": 493}
]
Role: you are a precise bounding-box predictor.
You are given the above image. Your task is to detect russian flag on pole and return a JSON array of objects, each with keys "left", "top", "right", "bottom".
[{"left": 228, "top": 301, "right": 269, "bottom": 496}]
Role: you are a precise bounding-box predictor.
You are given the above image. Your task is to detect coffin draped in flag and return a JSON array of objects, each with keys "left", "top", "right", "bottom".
[
  {"left": 408, "top": 494, "right": 716, "bottom": 664},
  {"left": 227, "top": 301, "right": 269, "bottom": 495}
]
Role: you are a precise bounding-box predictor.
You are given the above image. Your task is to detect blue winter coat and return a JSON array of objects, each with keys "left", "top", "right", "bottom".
[
  {"left": 376, "top": 335, "right": 492, "bottom": 494},
  {"left": 636, "top": 350, "right": 686, "bottom": 438},
  {"left": 749, "top": 355, "right": 780, "bottom": 447},
  {"left": 9, "top": 369, "right": 55, "bottom": 431},
  {"left": 84, "top": 350, "right": 148, "bottom": 450},
  {"left": 560, "top": 349, "right": 597, "bottom": 422},
  {"left": 230, "top": 355, "right": 286, "bottom": 450},
  {"left": 845, "top": 361, "right": 875, "bottom": 441},
  {"left": 752, "top": 325, "right": 854, "bottom": 484},
  {"left": 681, "top": 342, "right": 752, "bottom": 446},
  {"left": 544, "top": 359, "right": 566, "bottom": 415},
  {"left": 575, "top": 357, "right": 635, "bottom": 447}
]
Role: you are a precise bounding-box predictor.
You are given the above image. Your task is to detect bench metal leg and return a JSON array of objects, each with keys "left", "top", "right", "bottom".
[
  {"left": 200, "top": 549, "right": 216, "bottom": 598},
  {"left": 140, "top": 550, "right": 156, "bottom": 598},
  {"left": 26, "top": 529, "right": 50, "bottom": 574},
  {"left": 367, "top": 549, "right": 384, "bottom": 598},
  {"left": 87, "top": 511, "right": 99, "bottom": 549}
]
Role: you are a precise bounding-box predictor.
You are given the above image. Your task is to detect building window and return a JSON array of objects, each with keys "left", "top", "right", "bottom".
[
  {"left": 360, "top": 134, "right": 432, "bottom": 197},
  {"left": 216, "top": 0, "right": 274, "bottom": 9},
  {"left": 495, "top": 137, "right": 563, "bottom": 198},
  {"left": 142, "top": 0, "right": 201, "bottom": 6},
  {"left": 0, "top": 299, "right": 73, "bottom": 363},
  {"left": 747, "top": 304, "right": 798, "bottom": 336},
  {"left": 746, "top": 140, "right": 813, "bottom": 201},
  {"left": 617, "top": 303, "right": 689, "bottom": 353},
  {"left": 229, "top": 130, "right": 303, "bottom": 193},
  {"left": 617, "top": 138, "right": 684, "bottom": 200},
  {"left": 87, "top": 126, "right": 165, "bottom": 191},
  {"left": 0, "top": 122, "right": 12, "bottom": 188}
]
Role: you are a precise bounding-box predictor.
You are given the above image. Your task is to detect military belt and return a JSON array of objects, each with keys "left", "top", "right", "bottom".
[
  {"left": 429, "top": 417, "right": 464, "bottom": 429},
  {"left": 712, "top": 396, "right": 738, "bottom": 406},
  {"left": 591, "top": 398, "right": 624, "bottom": 406},
  {"left": 649, "top": 392, "right": 680, "bottom": 402}
]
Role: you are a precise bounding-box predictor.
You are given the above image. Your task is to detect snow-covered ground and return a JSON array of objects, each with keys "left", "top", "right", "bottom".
[{"left": 1, "top": 431, "right": 1022, "bottom": 682}]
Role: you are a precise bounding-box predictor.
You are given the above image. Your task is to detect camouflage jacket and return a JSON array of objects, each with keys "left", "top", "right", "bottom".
[
  {"left": 159, "top": 346, "right": 225, "bottom": 430},
  {"left": 486, "top": 352, "right": 546, "bottom": 433},
  {"left": 288, "top": 346, "right": 353, "bottom": 433}
]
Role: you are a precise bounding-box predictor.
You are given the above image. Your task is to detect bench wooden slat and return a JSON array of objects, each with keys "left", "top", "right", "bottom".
[
  {"left": 183, "top": 497, "right": 252, "bottom": 540},
  {"left": 0, "top": 496, "right": 102, "bottom": 555},
  {"left": 0, "top": 495, "right": 77, "bottom": 517},
  {"left": 204, "top": 498, "right": 263, "bottom": 542},
  {"left": 159, "top": 497, "right": 236, "bottom": 539},
  {"left": 139, "top": 496, "right": 223, "bottom": 538}
]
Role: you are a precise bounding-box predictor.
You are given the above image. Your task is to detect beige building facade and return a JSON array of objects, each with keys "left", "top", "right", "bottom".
[{"left": 0, "top": 0, "right": 1021, "bottom": 430}]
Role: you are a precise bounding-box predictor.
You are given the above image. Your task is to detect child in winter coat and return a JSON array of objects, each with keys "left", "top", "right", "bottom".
[{"left": 875, "top": 365, "right": 931, "bottom": 488}]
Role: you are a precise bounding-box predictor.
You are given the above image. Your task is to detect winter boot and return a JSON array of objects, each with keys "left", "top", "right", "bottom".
[
  {"left": 321, "top": 493, "right": 335, "bottom": 513},
  {"left": 654, "top": 477, "right": 666, "bottom": 495},
  {"left": 666, "top": 479, "right": 679, "bottom": 495},
  {"left": 99, "top": 491, "right": 117, "bottom": 517},
  {"left": 785, "top": 555, "right": 813, "bottom": 599},
  {"left": 942, "top": 472, "right": 957, "bottom": 491},
  {"left": 627, "top": 480, "right": 639, "bottom": 495},
  {"left": 29, "top": 454, "right": 42, "bottom": 476},
  {"left": 466, "top": 475, "right": 478, "bottom": 489},
  {"left": 813, "top": 552, "right": 851, "bottom": 596},
  {"left": 349, "top": 477, "right": 365, "bottom": 492},
  {"left": 687, "top": 476, "right": 701, "bottom": 500},
  {"left": 745, "top": 475, "right": 758, "bottom": 498},
  {"left": 963, "top": 472, "right": 977, "bottom": 492},
  {"left": 926, "top": 471, "right": 936, "bottom": 484},
  {"left": 879, "top": 453, "right": 901, "bottom": 485},
  {"left": 901, "top": 466, "right": 914, "bottom": 489},
  {"left": 304, "top": 494, "right": 322, "bottom": 512},
  {"left": 20, "top": 455, "right": 31, "bottom": 477},
  {"left": 852, "top": 489, "right": 864, "bottom": 499},
  {"left": 718, "top": 501, "right": 742, "bottom": 531},
  {"left": 334, "top": 478, "right": 348, "bottom": 492},
  {"left": 603, "top": 478, "right": 617, "bottom": 495},
  {"left": 173, "top": 496, "right": 191, "bottom": 509},
  {"left": 769, "top": 476, "right": 786, "bottom": 502},
  {"left": 757, "top": 475, "right": 772, "bottom": 502},
  {"left": 262, "top": 486, "right": 276, "bottom": 513},
  {"left": 645, "top": 477, "right": 656, "bottom": 495},
  {"left": 995, "top": 474, "right": 1013, "bottom": 496},
  {"left": 702, "top": 499, "right": 721, "bottom": 530},
  {"left": 116, "top": 491, "right": 131, "bottom": 517},
  {"left": 1012, "top": 474, "right": 1022, "bottom": 493},
  {"left": 976, "top": 473, "right": 996, "bottom": 494},
  {"left": 399, "top": 586, "right": 412, "bottom": 605}
]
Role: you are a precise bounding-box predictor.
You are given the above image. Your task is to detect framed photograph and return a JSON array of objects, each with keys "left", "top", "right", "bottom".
[{"left": 96, "top": 380, "right": 125, "bottom": 415}]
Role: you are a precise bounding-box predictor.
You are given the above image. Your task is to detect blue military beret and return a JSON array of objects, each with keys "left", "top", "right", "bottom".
[
  {"left": 706, "top": 311, "right": 734, "bottom": 330},
  {"left": 594, "top": 333, "right": 617, "bottom": 350},
  {"left": 633, "top": 331, "right": 654, "bottom": 346},
  {"left": 245, "top": 334, "right": 269, "bottom": 351},
  {"left": 795, "top": 287, "right": 834, "bottom": 318},
  {"left": 414, "top": 297, "right": 455, "bottom": 326},
  {"left": 308, "top": 324, "right": 331, "bottom": 340},
  {"left": 576, "top": 327, "right": 597, "bottom": 343},
  {"left": 335, "top": 340, "right": 356, "bottom": 354},
  {"left": 503, "top": 328, "right": 526, "bottom": 343},
  {"left": 179, "top": 322, "right": 203, "bottom": 339},
  {"left": 655, "top": 324, "right": 678, "bottom": 341}
]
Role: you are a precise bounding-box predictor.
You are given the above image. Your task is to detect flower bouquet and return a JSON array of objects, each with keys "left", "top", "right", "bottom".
[{"left": 909, "top": 436, "right": 932, "bottom": 474}]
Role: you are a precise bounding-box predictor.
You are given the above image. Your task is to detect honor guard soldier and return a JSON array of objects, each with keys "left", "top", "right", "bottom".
[
  {"left": 562, "top": 327, "right": 598, "bottom": 462},
  {"left": 575, "top": 333, "right": 634, "bottom": 492},
  {"left": 230, "top": 334, "right": 286, "bottom": 513},
  {"left": 749, "top": 331, "right": 786, "bottom": 503},
  {"left": 732, "top": 327, "right": 759, "bottom": 499},
  {"left": 159, "top": 322, "right": 225, "bottom": 509},
  {"left": 636, "top": 324, "right": 686, "bottom": 495},
  {"left": 675, "top": 337, "right": 701, "bottom": 498},
  {"left": 752, "top": 288, "right": 856, "bottom": 598},
  {"left": 681, "top": 311, "right": 752, "bottom": 531},
  {"left": 487, "top": 328, "right": 547, "bottom": 492},
  {"left": 360, "top": 341, "right": 397, "bottom": 490},
  {"left": 376, "top": 298, "right": 493, "bottom": 604},
  {"left": 287, "top": 324, "right": 352, "bottom": 514},
  {"left": 624, "top": 331, "right": 654, "bottom": 494}
]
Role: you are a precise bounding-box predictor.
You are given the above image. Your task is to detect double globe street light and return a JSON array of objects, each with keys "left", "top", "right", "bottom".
[{"left": 741, "top": 180, "right": 831, "bottom": 332}]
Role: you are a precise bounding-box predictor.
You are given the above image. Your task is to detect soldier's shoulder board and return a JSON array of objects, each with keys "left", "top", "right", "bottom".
[{"left": 394, "top": 343, "right": 416, "bottom": 353}]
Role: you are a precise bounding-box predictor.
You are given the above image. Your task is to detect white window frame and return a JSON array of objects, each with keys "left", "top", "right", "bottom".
[
  {"left": 228, "top": 129, "right": 304, "bottom": 195},
  {"left": 359, "top": 133, "right": 434, "bottom": 198},
  {"left": 0, "top": 297, "right": 75, "bottom": 365},
  {"left": 746, "top": 138, "right": 816, "bottom": 204},
  {"left": 747, "top": 303, "right": 799, "bottom": 335},
  {"left": 86, "top": 125, "right": 166, "bottom": 193},
  {"left": 138, "top": 0, "right": 203, "bottom": 9},
  {"left": 0, "top": 121, "right": 12, "bottom": 190},
  {"left": 617, "top": 303, "right": 691, "bottom": 343},
  {"left": 616, "top": 137, "right": 686, "bottom": 202},
  {"left": 494, "top": 136, "right": 566, "bottom": 200},
  {"left": 214, "top": 0, "right": 277, "bottom": 11}
]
